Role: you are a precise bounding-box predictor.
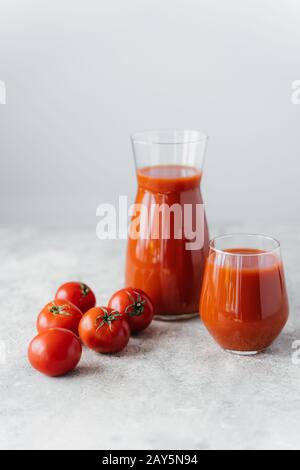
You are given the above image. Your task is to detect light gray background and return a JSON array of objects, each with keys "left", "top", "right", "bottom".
[{"left": 0, "top": 0, "right": 299, "bottom": 228}]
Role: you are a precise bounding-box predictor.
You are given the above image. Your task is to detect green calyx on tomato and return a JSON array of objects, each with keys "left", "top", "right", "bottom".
[
  {"left": 125, "top": 291, "right": 146, "bottom": 317},
  {"left": 80, "top": 283, "right": 90, "bottom": 297},
  {"left": 48, "top": 302, "right": 71, "bottom": 317},
  {"left": 95, "top": 308, "right": 121, "bottom": 331}
]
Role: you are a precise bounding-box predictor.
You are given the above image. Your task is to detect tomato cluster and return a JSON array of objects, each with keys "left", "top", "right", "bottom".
[{"left": 28, "top": 282, "right": 154, "bottom": 377}]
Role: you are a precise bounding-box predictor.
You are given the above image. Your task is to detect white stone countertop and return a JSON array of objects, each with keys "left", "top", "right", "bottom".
[{"left": 0, "top": 225, "right": 299, "bottom": 450}]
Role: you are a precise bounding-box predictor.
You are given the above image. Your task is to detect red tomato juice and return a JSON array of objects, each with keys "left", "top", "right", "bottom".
[
  {"left": 125, "top": 165, "right": 209, "bottom": 316},
  {"left": 200, "top": 248, "right": 289, "bottom": 352}
]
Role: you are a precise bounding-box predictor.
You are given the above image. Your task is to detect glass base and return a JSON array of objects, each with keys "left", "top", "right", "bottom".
[
  {"left": 224, "top": 349, "right": 263, "bottom": 356},
  {"left": 155, "top": 312, "right": 198, "bottom": 322}
]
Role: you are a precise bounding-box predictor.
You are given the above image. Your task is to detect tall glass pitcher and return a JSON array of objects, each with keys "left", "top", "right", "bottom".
[{"left": 125, "top": 130, "right": 209, "bottom": 320}]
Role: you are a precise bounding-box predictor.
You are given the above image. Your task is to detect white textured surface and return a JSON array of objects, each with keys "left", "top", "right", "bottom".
[{"left": 0, "top": 226, "right": 299, "bottom": 450}]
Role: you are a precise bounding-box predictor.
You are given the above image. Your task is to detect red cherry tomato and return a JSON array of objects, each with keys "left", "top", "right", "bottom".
[
  {"left": 37, "top": 299, "right": 82, "bottom": 335},
  {"left": 79, "top": 307, "right": 130, "bottom": 353},
  {"left": 55, "top": 282, "right": 96, "bottom": 313},
  {"left": 108, "top": 288, "right": 154, "bottom": 333},
  {"left": 28, "top": 328, "right": 82, "bottom": 377}
]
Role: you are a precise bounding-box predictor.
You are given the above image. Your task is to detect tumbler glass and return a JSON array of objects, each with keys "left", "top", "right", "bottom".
[{"left": 200, "top": 234, "right": 289, "bottom": 354}]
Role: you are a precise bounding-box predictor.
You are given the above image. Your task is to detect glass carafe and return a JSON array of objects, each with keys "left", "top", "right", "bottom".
[{"left": 125, "top": 130, "right": 209, "bottom": 320}]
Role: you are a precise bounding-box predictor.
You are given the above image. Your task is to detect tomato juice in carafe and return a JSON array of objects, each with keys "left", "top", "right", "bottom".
[{"left": 125, "top": 130, "right": 209, "bottom": 320}]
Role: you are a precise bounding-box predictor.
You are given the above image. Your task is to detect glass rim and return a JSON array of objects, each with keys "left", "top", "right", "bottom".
[
  {"left": 209, "top": 233, "right": 281, "bottom": 257},
  {"left": 131, "top": 129, "right": 209, "bottom": 145}
]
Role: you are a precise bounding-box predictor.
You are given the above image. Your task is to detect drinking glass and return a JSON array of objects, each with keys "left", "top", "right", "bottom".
[
  {"left": 200, "top": 234, "right": 289, "bottom": 354},
  {"left": 126, "top": 129, "right": 209, "bottom": 320}
]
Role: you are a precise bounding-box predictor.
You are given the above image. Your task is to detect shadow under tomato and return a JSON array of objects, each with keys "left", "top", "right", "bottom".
[
  {"left": 103, "top": 323, "right": 169, "bottom": 358},
  {"left": 132, "top": 320, "right": 172, "bottom": 339},
  {"left": 67, "top": 364, "right": 102, "bottom": 378}
]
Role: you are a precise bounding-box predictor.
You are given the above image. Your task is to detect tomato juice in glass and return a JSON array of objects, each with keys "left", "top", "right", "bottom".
[
  {"left": 200, "top": 234, "right": 289, "bottom": 354},
  {"left": 125, "top": 130, "right": 209, "bottom": 320}
]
